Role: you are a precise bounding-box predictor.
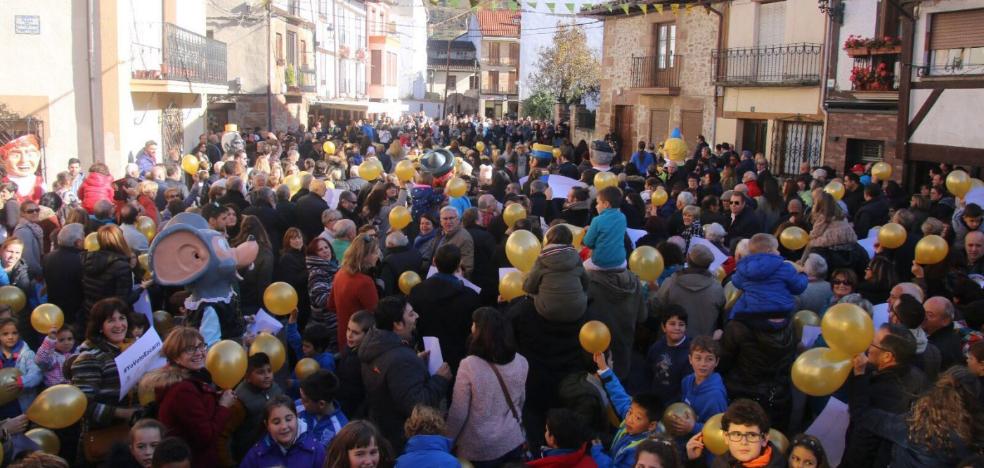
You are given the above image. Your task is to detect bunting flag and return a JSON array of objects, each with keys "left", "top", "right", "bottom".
[
  {"left": 545, "top": 2, "right": 555, "bottom": 12},
  {"left": 620, "top": 3, "right": 630, "bottom": 15},
  {"left": 565, "top": 2, "right": 576, "bottom": 12},
  {"left": 685, "top": 4, "right": 694, "bottom": 13},
  {"left": 509, "top": 0, "right": 518, "bottom": 11},
  {"left": 583, "top": 3, "right": 593, "bottom": 12},
  {"left": 640, "top": 4, "right": 648, "bottom": 14},
  {"left": 606, "top": 3, "right": 613, "bottom": 11},
  {"left": 654, "top": 4, "right": 663, "bottom": 13},
  {"left": 528, "top": 1, "right": 537, "bottom": 9},
  {"left": 670, "top": 3, "right": 680, "bottom": 14}
]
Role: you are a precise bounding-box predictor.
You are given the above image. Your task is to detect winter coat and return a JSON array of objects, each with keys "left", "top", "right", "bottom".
[
  {"left": 71, "top": 338, "right": 133, "bottom": 428},
  {"left": 795, "top": 280, "right": 832, "bottom": 315},
  {"left": 335, "top": 347, "right": 365, "bottom": 418},
  {"left": 244, "top": 203, "right": 283, "bottom": 254},
  {"left": 587, "top": 269, "right": 646, "bottom": 380},
  {"left": 654, "top": 267, "right": 725, "bottom": 338},
  {"left": 379, "top": 246, "right": 424, "bottom": 297},
  {"left": 153, "top": 366, "right": 232, "bottom": 467},
  {"left": 466, "top": 225, "right": 499, "bottom": 304},
  {"left": 297, "top": 402, "right": 348, "bottom": 447},
  {"left": 862, "top": 408, "right": 973, "bottom": 468},
  {"left": 285, "top": 322, "right": 336, "bottom": 372},
  {"left": 239, "top": 431, "right": 326, "bottom": 468},
  {"left": 34, "top": 336, "right": 71, "bottom": 387},
  {"left": 437, "top": 227, "right": 475, "bottom": 278},
  {"left": 358, "top": 327, "right": 450, "bottom": 450},
  {"left": 329, "top": 269, "right": 378, "bottom": 351},
  {"left": 13, "top": 220, "right": 42, "bottom": 278},
  {"left": 853, "top": 196, "right": 890, "bottom": 239},
  {"left": 709, "top": 442, "right": 787, "bottom": 468},
  {"left": 395, "top": 435, "right": 460, "bottom": 468},
  {"left": 730, "top": 253, "right": 808, "bottom": 319},
  {"left": 3, "top": 260, "right": 28, "bottom": 293},
  {"left": 928, "top": 322, "right": 965, "bottom": 371},
  {"left": 276, "top": 249, "right": 309, "bottom": 318},
  {"left": 306, "top": 255, "right": 339, "bottom": 333},
  {"left": 411, "top": 184, "right": 444, "bottom": 220},
  {"left": 523, "top": 244, "right": 590, "bottom": 322},
  {"left": 558, "top": 201, "right": 592, "bottom": 228},
  {"left": 293, "top": 193, "right": 329, "bottom": 244},
  {"left": 42, "top": 246, "right": 84, "bottom": 326},
  {"left": 238, "top": 246, "right": 274, "bottom": 316},
  {"left": 81, "top": 250, "right": 141, "bottom": 325},
  {"left": 529, "top": 445, "right": 598, "bottom": 468},
  {"left": 0, "top": 340, "right": 41, "bottom": 418},
  {"left": 231, "top": 381, "right": 284, "bottom": 460},
  {"left": 719, "top": 318, "right": 796, "bottom": 423},
  {"left": 681, "top": 372, "right": 729, "bottom": 434},
  {"left": 78, "top": 172, "right": 115, "bottom": 214},
  {"left": 806, "top": 218, "right": 857, "bottom": 249},
  {"left": 725, "top": 205, "right": 762, "bottom": 246},
  {"left": 446, "top": 354, "right": 528, "bottom": 462},
  {"left": 408, "top": 274, "right": 481, "bottom": 371},
  {"left": 593, "top": 368, "right": 652, "bottom": 468},
  {"left": 583, "top": 208, "right": 628, "bottom": 269}
]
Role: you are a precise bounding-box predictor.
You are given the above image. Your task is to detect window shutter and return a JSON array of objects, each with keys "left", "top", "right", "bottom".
[{"left": 932, "top": 9, "right": 984, "bottom": 50}]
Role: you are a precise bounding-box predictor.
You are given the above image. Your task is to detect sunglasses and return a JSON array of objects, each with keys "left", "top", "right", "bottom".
[
  {"left": 831, "top": 279, "right": 854, "bottom": 286},
  {"left": 729, "top": 201, "right": 743, "bottom": 205}
]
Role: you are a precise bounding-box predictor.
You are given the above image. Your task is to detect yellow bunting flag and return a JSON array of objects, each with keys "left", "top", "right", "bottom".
[
  {"left": 620, "top": 3, "right": 630, "bottom": 14},
  {"left": 654, "top": 4, "right": 663, "bottom": 13},
  {"left": 671, "top": 3, "right": 680, "bottom": 14},
  {"left": 640, "top": 3, "right": 648, "bottom": 14},
  {"left": 685, "top": 4, "right": 694, "bottom": 13}
]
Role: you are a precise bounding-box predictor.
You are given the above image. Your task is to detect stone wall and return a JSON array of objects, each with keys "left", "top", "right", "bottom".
[
  {"left": 230, "top": 94, "right": 310, "bottom": 132},
  {"left": 824, "top": 110, "right": 901, "bottom": 180}
]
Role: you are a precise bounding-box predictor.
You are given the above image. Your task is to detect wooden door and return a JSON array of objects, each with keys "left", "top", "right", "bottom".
[
  {"left": 614, "top": 105, "right": 635, "bottom": 162},
  {"left": 649, "top": 109, "right": 669, "bottom": 146},
  {"left": 680, "top": 110, "right": 703, "bottom": 148},
  {"left": 741, "top": 119, "right": 768, "bottom": 156}
]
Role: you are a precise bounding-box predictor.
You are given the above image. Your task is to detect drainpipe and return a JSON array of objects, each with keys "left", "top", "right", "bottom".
[
  {"left": 86, "top": 0, "right": 99, "bottom": 163},
  {"left": 705, "top": 1, "right": 724, "bottom": 145},
  {"left": 818, "top": 1, "right": 833, "bottom": 162},
  {"left": 267, "top": 4, "right": 273, "bottom": 130}
]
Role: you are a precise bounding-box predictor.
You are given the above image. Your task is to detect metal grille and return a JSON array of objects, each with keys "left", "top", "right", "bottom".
[
  {"left": 162, "top": 23, "right": 227, "bottom": 85},
  {"left": 712, "top": 43, "right": 822, "bottom": 86},
  {"left": 630, "top": 55, "right": 682, "bottom": 88},
  {"left": 161, "top": 104, "right": 184, "bottom": 156},
  {"left": 771, "top": 121, "right": 823, "bottom": 175}
]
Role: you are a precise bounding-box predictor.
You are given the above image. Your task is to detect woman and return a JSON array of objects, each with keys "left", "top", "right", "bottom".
[
  {"left": 241, "top": 395, "right": 326, "bottom": 467},
  {"left": 826, "top": 268, "right": 858, "bottom": 314},
  {"left": 360, "top": 183, "right": 388, "bottom": 229},
  {"left": 856, "top": 255, "right": 897, "bottom": 305},
  {"left": 621, "top": 191, "right": 646, "bottom": 229},
  {"left": 328, "top": 234, "right": 380, "bottom": 351},
  {"left": 78, "top": 163, "right": 115, "bottom": 214},
  {"left": 307, "top": 237, "right": 340, "bottom": 344},
  {"left": 719, "top": 165, "right": 737, "bottom": 192},
  {"left": 71, "top": 298, "right": 140, "bottom": 463},
  {"left": 12, "top": 201, "right": 43, "bottom": 279},
  {"left": 1, "top": 237, "right": 31, "bottom": 293},
  {"left": 782, "top": 179, "right": 802, "bottom": 206},
  {"left": 81, "top": 224, "right": 149, "bottom": 329},
  {"left": 277, "top": 228, "right": 310, "bottom": 327},
  {"left": 324, "top": 420, "right": 394, "bottom": 468},
  {"left": 757, "top": 178, "right": 784, "bottom": 233},
  {"left": 864, "top": 366, "right": 983, "bottom": 466},
  {"left": 797, "top": 254, "right": 833, "bottom": 315},
  {"left": 231, "top": 215, "right": 274, "bottom": 316},
  {"left": 413, "top": 213, "right": 439, "bottom": 268},
  {"left": 446, "top": 307, "right": 528, "bottom": 467},
  {"left": 802, "top": 192, "right": 859, "bottom": 273},
  {"left": 141, "top": 327, "right": 235, "bottom": 467},
  {"left": 789, "top": 434, "right": 830, "bottom": 468},
  {"left": 136, "top": 181, "right": 159, "bottom": 224}
]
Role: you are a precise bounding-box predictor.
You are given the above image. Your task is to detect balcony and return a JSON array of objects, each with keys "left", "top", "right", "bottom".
[
  {"left": 481, "top": 86, "right": 518, "bottom": 96},
  {"left": 630, "top": 55, "right": 682, "bottom": 93},
  {"left": 482, "top": 57, "right": 518, "bottom": 67},
  {"left": 131, "top": 22, "right": 228, "bottom": 93},
  {"left": 299, "top": 67, "right": 317, "bottom": 93},
  {"left": 712, "top": 43, "right": 821, "bottom": 86}
]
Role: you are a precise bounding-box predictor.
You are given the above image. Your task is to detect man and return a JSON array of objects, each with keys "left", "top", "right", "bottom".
[
  {"left": 119, "top": 203, "right": 150, "bottom": 253},
  {"left": 922, "top": 296, "right": 964, "bottom": 370},
  {"left": 952, "top": 203, "right": 984, "bottom": 252},
  {"left": 156, "top": 164, "right": 189, "bottom": 210},
  {"left": 68, "top": 157, "right": 84, "bottom": 195},
  {"left": 217, "top": 177, "right": 249, "bottom": 211},
  {"left": 293, "top": 179, "right": 329, "bottom": 242},
  {"left": 928, "top": 184, "right": 955, "bottom": 221},
  {"left": 842, "top": 323, "right": 927, "bottom": 468},
  {"left": 379, "top": 231, "right": 423, "bottom": 296},
  {"left": 43, "top": 223, "right": 85, "bottom": 329},
  {"left": 206, "top": 133, "right": 223, "bottom": 165},
  {"left": 436, "top": 206, "right": 474, "bottom": 278},
  {"left": 359, "top": 296, "right": 451, "bottom": 449},
  {"left": 13, "top": 201, "right": 44, "bottom": 278},
  {"left": 462, "top": 207, "right": 497, "bottom": 305},
  {"left": 842, "top": 173, "right": 864, "bottom": 217},
  {"left": 630, "top": 141, "right": 654, "bottom": 175},
  {"left": 853, "top": 184, "right": 889, "bottom": 238},
  {"left": 962, "top": 230, "right": 984, "bottom": 275},
  {"left": 136, "top": 140, "right": 158, "bottom": 179},
  {"left": 316, "top": 209, "right": 342, "bottom": 243},
  {"left": 725, "top": 193, "right": 761, "bottom": 246},
  {"left": 654, "top": 244, "right": 725, "bottom": 338},
  {"left": 336, "top": 190, "right": 360, "bottom": 226},
  {"left": 330, "top": 219, "right": 356, "bottom": 262},
  {"left": 408, "top": 244, "right": 480, "bottom": 372}
]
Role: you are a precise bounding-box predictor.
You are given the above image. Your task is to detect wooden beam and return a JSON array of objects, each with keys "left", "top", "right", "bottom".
[
  {"left": 722, "top": 111, "right": 823, "bottom": 121},
  {"left": 908, "top": 143, "right": 984, "bottom": 166},
  {"left": 906, "top": 88, "right": 943, "bottom": 138},
  {"left": 912, "top": 79, "right": 984, "bottom": 89}
]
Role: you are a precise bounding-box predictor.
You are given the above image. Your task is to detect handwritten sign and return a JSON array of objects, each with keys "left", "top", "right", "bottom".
[
  {"left": 249, "top": 308, "right": 284, "bottom": 336},
  {"left": 116, "top": 329, "right": 167, "bottom": 401}
]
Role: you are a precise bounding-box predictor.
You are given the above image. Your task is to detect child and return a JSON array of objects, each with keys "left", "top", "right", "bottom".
[
  {"left": 286, "top": 310, "right": 336, "bottom": 372},
  {"left": 34, "top": 325, "right": 75, "bottom": 387},
  {"left": 296, "top": 369, "right": 349, "bottom": 446},
  {"left": 671, "top": 336, "right": 728, "bottom": 436},
  {"left": 232, "top": 352, "right": 285, "bottom": 459},
  {"left": 395, "top": 405, "right": 458, "bottom": 468},
  {"left": 686, "top": 399, "right": 783, "bottom": 467},
  {"left": 151, "top": 437, "right": 192, "bottom": 468},
  {"left": 528, "top": 408, "right": 596, "bottom": 467},
  {"left": 240, "top": 396, "right": 326, "bottom": 468},
  {"left": 336, "top": 310, "right": 373, "bottom": 418},
  {"left": 129, "top": 313, "right": 150, "bottom": 339},
  {"left": 523, "top": 224, "right": 590, "bottom": 322},
  {"left": 583, "top": 186, "right": 628, "bottom": 271},
  {"left": 634, "top": 436, "right": 683, "bottom": 468},
  {"left": 730, "top": 233, "right": 808, "bottom": 320},
  {"left": 646, "top": 305, "right": 692, "bottom": 408},
  {"left": 591, "top": 352, "right": 661, "bottom": 467},
  {"left": 0, "top": 318, "right": 40, "bottom": 417}
]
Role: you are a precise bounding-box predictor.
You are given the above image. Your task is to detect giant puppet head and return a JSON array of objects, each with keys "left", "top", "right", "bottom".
[
  {"left": 0, "top": 134, "right": 41, "bottom": 178},
  {"left": 220, "top": 124, "right": 245, "bottom": 155},
  {"left": 662, "top": 128, "right": 689, "bottom": 163},
  {"left": 148, "top": 212, "right": 257, "bottom": 303}
]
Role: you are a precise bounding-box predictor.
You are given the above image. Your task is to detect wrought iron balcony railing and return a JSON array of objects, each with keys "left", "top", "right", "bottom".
[
  {"left": 712, "top": 43, "right": 821, "bottom": 86},
  {"left": 631, "top": 55, "right": 682, "bottom": 88},
  {"left": 131, "top": 22, "right": 227, "bottom": 85}
]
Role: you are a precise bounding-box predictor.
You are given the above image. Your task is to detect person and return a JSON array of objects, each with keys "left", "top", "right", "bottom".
[
  {"left": 42, "top": 223, "right": 85, "bottom": 331},
  {"left": 632, "top": 436, "right": 683, "bottom": 468},
  {"left": 141, "top": 327, "right": 234, "bottom": 467},
  {"left": 969, "top": 341, "right": 984, "bottom": 406},
  {"left": 358, "top": 296, "right": 451, "bottom": 449},
  {"left": 685, "top": 399, "right": 785, "bottom": 467},
  {"left": 436, "top": 206, "right": 475, "bottom": 278},
  {"left": 324, "top": 420, "right": 394, "bottom": 468},
  {"left": 331, "top": 219, "right": 357, "bottom": 262},
  {"left": 394, "top": 405, "right": 458, "bottom": 468},
  {"left": 826, "top": 268, "right": 858, "bottom": 312},
  {"left": 413, "top": 213, "right": 440, "bottom": 266},
  {"left": 232, "top": 352, "right": 284, "bottom": 459},
  {"left": 240, "top": 395, "right": 328, "bottom": 467},
  {"left": 923, "top": 296, "right": 965, "bottom": 371},
  {"left": 78, "top": 163, "right": 116, "bottom": 214},
  {"left": 286, "top": 309, "right": 336, "bottom": 373},
  {"left": 12, "top": 201, "right": 42, "bottom": 279},
  {"left": 336, "top": 310, "right": 373, "bottom": 419},
  {"left": 853, "top": 184, "right": 890, "bottom": 239},
  {"left": 788, "top": 434, "right": 830, "bottom": 468},
  {"left": 305, "top": 237, "right": 340, "bottom": 339},
  {"left": 33, "top": 324, "right": 75, "bottom": 387},
  {"left": 527, "top": 408, "right": 596, "bottom": 468},
  {"left": 80, "top": 225, "right": 149, "bottom": 329},
  {"left": 590, "top": 352, "right": 661, "bottom": 467},
  {"left": 856, "top": 255, "right": 896, "bottom": 305},
  {"left": 119, "top": 203, "right": 150, "bottom": 253},
  {"left": 230, "top": 215, "right": 274, "bottom": 316},
  {"left": 796, "top": 254, "right": 832, "bottom": 315},
  {"left": 329, "top": 233, "right": 380, "bottom": 350},
  {"left": 630, "top": 141, "right": 655, "bottom": 175},
  {"left": 583, "top": 186, "right": 627, "bottom": 271},
  {"left": 446, "top": 307, "right": 528, "bottom": 466},
  {"left": 802, "top": 192, "right": 858, "bottom": 272},
  {"left": 378, "top": 231, "right": 423, "bottom": 297},
  {"left": 653, "top": 244, "right": 725, "bottom": 338},
  {"left": 276, "top": 228, "right": 310, "bottom": 326},
  {"left": 106, "top": 418, "right": 166, "bottom": 468},
  {"left": 297, "top": 369, "right": 348, "bottom": 446},
  {"left": 0, "top": 317, "right": 40, "bottom": 419},
  {"left": 408, "top": 243, "right": 480, "bottom": 372},
  {"left": 725, "top": 192, "right": 761, "bottom": 246},
  {"left": 523, "top": 224, "right": 590, "bottom": 322},
  {"left": 730, "top": 233, "right": 807, "bottom": 320},
  {"left": 892, "top": 293, "right": 942, "bottom": 380},
  {"left": 672, "top": 336, "right": 728, "bottom": 437},
  {"left": 646, "top": 305, "right": 692, "bottom": 408}
]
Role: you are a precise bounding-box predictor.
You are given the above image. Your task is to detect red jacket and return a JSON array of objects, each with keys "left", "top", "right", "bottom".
[
  {"left": 78, "top": 172, "right": 115, "bottom": 214},
  {"left": 137, "top": 194, "right": 158, "bottom": 225},
  {"left": 157, "top": 373, "right": 232, "bottom": 468},
  {"left": 527, "top": 445, "right": 597, "bottom": 468},
  {"left": 328, "top": 269, "right": 379, "bottom": 348}
]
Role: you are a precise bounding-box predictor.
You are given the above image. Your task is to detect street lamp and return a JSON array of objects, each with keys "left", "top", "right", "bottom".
[{"left": 818, "top": 0, "right": 845, "bottom": 24}]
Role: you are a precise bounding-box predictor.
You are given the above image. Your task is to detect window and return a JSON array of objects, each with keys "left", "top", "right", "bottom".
[
  {"left": 300, "top": 40, "right": 307, "bottom": 66},
  {"left": 488, "top": 71, "right": 499, "bottom": 92},
  {"left": 469, "top": 75, "right": 479, "bottom": 90},
  {"left": 509, "top": 43, "right": 519, "bottom": 65},
  {"left": 320, "top": 0, "right": 329, "bottom": 17},
  {"left": 286, "top": 31, "right": 297, "bottom": 66},
  {"left": 775, "top": 121, "right": 823, "bottom": 175},
  {"left": 930, "top": 9, "right": 984, "bottom": 74},
  {"left": 275, "top": 33, "right": 283, "bottom": 62},
  {"left": 427, "top": 69, "right": 435, "bottom": 85},
  {"left": 485, "top": 41, "right": 500, "bottom": 65},
  {"left": 447, "top": 75, "right": 457, "bottom": 91},
  {"left": 654, "top": 23, "right": 676, "bottom": 68},
  {"left": 846, "top": 139, "right": 885, "bottom": 167},
  {"left": 371, "top": 50, "right": 383, "bottom": 85}
]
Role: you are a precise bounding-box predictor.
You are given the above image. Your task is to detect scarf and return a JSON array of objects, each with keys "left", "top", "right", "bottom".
[
  {"left": 910, "top": 327, "right": 928, "bottom": 353},
  {"left": 742, "top": 445, "right": 774, "bottom": 468}
]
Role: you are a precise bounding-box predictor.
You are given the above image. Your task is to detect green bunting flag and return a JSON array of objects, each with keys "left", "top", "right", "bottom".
[
  {"left": 620, "top": 3, "right": 629, "bottom": 15},
  {"left": 545, "top": 2, "right": 555, "bottom": 12},
  {"left": 528, "top": 1, "right": 537, "bottom": 9},
  {"left": 565, "top": 2, "right": 575, "bottom": 12},
  {"left": 640, "top": 3, "right": 648, "bottom": 14},
  {"left": 606, "top": 3, "right": 613, "bottom": 12}
]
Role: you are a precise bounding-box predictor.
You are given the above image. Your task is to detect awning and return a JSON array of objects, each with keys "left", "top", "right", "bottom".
[
  {"left": 367, "top": 101, "right": 409, "bottom": 116},
  {"left": 310, "top": 99, "right": 370, "bottom": 111}
]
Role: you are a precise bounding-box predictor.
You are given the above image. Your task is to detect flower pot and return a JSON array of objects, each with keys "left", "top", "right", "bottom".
[
  {"left": 869, "top": 45, "right": 901, "bottom": 55},
  {"left": 846, "top": 47, "right": 869, "bottom": 57}
]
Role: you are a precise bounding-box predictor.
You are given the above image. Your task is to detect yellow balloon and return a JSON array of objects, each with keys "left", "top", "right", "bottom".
[
  {"left": 138, "top": 382, "right": 156, "bottom": 406},
  {"left": 878, "top": 222, "right": 907, "bottom": 249},
  {"left": 181, "top": 154, "right": 199, "bottom": 175},
  {"left": 914, "top": 234, "right": 949, "bottom": 265},
  {"left": 651, "top": 187, "right": 668, "bottom": 207},
  {"left": 791, "top": 347, "right": 853, "bottom": 396},
  {"left": 947, "top": 169, "right": 972, "bottom": 198},
  {"left": 662, "top": 402, "right": 697, "bottom": 437},
  {"left": 295, "top": 358, "right": 321, "bottom": 381},
  {"left": 206, "top": 340, "right": 247, "bottom": 390},
  {"left": 793, "top": 310, "right": 820, "bottom": 341},
  {"left": 871, "top": 162, "right": 892, "bottom": 181},
  {"left": 359, "top": 160, "right": 383, "bottom": 181},
  {"left": 250, "top": 333, "right": 286, "bottom": 372},
  {"left": 476, "top": 141, "right": 486, "bottom": 152},
  {"left": 84, "top": 232, "right": 100, "bottom": 252},
  {"left": 779, "top": 226, "right": 809, "bottom": 251},
  {"left": 716, "top": 266, "right": 727, "bottom": 282},
  {"left": 628, "top": 246, "right": 664, "bottom": 282},
  {"left": 0, "top": 368, "right": 22, "bottom": 406},
  {"left": 594, "top": 171, "right": 617, "bottom": 190},
  {"left": 395, "top": 160, "right": 416, "bottom": 183},
  {"left": 499, "top": 271, "right": 525, "bottom": 302},
  {"left": 503, "top": 203, "right": 527, "bottom": 229},
  {"left": 389, "top": 205, "right": 412, "bottom": 230},
  {"left": 824, "top": 180, "right": 845, "bottom": 201},
  {"left": 446, "top": 177, "right": 468, "bottom": 198},
  {"left": 822, "top": 303, "right": 874, "bottom": 356},
  {"left": 769, "top": 429, "right": 790, "bottom": 454},
  {"left": 0, "top": 286, "right": 26, "bottom": 313},
  {"left": 972, "top": 178, "right": 984, "bottom": 190},
  {"left": 398, "top": 271, "right": 422, "bottom": 295},
  {"left": 284, "top": 174, "right": 302, "bottom": 197},
  {"left": 138, "top": 253, "right": 150, "bottom": 273},
  {"left": 30, "top": 304, "right": 64, "bottom": 335},
  {"left": 153, "top": 310, "right": 175, "bottom": 337},
  {"left": 136, "top": 216, "right": 156, "bottom": 242},
  {"left": 505, "top": 230, "right": 542, "bottom": 273},
  {"left": 579, "top": 320, "right": 611, "bottom": 354},
  {"left": 26, "top": 384, "right": 87, "bottom": 429},
  {"left": 552, "top": 148, "right": 562, "bottom": 158},
  {"left": 701, "top": 413, "right": 728, "bottom": 455},
  {"left": 25, "top": 428, "right": 60, "bottom": 455},
  {"left": 263, "top": 282, "right": 298, "bottom": 316},
  {"left": 322, "top": 141, "right": 336, "bottom": 155},
  {"left": 550, "top": 224, "right": 585, "bottom": 250},
  {"left": 724, "top": 281, "right": 743, "bottom": 311}
]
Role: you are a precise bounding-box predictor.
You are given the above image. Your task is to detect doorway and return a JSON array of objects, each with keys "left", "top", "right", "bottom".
[{"left": 740, "top": 119, "right": 768, "bottom": 156}]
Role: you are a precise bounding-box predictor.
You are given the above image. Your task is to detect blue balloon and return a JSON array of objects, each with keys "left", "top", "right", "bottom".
[{"left": 670, "top": 128, "right": 682, "bottom": 138}]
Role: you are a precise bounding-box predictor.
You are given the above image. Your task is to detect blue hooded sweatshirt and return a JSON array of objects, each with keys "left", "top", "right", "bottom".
[
  {"left": 591, "top": 368, "right": 652, "bottom": 468},
  {"left": 583, "top": 208, "right": 627, "bottom": 269},
  {"left": 395, "top": 435, "right": 460, "bottom": 468},
  {"left": 730, "top": 253, "right": 808, "bottom": 319},
  {"left": 295, "top": 400, "right": 348, "bottom": 447},
  {"left": 681, "top": 372, "right": 729, "bottom": 434}
]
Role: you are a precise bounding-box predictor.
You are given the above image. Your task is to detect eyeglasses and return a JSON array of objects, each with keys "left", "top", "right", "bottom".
[
  {"left": 831, "top": 279, "right": 854, "bottom": 286},
  {"left": 182, "top": 343, "right": 206, "bottom": 355},
  {"left": 869, "top": 342, "right": 887, "bottom": 352},
  {"left": 729, "top": 201, "right": 743, "bottom": 205},
  {"left": 725, "top": 431, "right": 765, "bottom": 443}
]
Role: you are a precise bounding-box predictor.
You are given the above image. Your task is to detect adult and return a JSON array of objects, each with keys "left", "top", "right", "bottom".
[
  {"left": 803, "top": 192, "right": 860, "bottom": 275},
  {"left": 243, "top": 187, "right": 283, "bottom": 255},
  {"left": 853, "top": 184, "right": 890, "bottom": 239},
  {"left": 446, "top": 307, "right": 528, "bottom": 466},
  {"left": 317, "top": 209, "right": 343, "bottom": 243},
  {"left": 413, "top": 213, "right": 440, "bottom": 267},
  {"left": 922, "top": 296, "right": 964, "bottom": 371},
  {"left": 359, "top": 296, "right": 451, "bottom": 449},
  {"left": 826, "top": 268, "right": 858, "bottom": 313},
  {"left": 231, "top": 215, "right": 274, "bottom": 316},
  {"left": 81, "top": 225, "right": 148, "bottom": 328},
  {"left": 892, "top": 293, "right": 942, "bottom": 381},
  {"left": 379, "top": 231, "right": 423, "bottom": 297},
  {"left": 587, "top": 264, "right": 647, "bottom": 380},
  {"left": 276, "top": 228, "right": 310, "bottom": 325},
  {"left": 136, "top": 140, "right": 158, "bottom": 178},
  {"left": 0, "top": 237, "right": 30, "bottom": 294},
  {"left": 12, "top": 200, "right": 43, "bottom": 278},
  {"left": 841, "top": 172, "right": 864, "bottom": 217},
  {"left": 306, "top": 237, "right": 340, "bottom": 341},
  {"left": 328, "top": 233, "right": 380, "bottom": 349},
  {"left": 331, "top": 219, "right": 357, "bottom": 262},
  {"left": 796, "top": 254, "right": 832, "bottom": 314},
  {"left": 436, "top": 207, "right": 475, "bottom": 278},
  {"left": 293, "top": 179, "right": 329, "bottom": 242},
  {"left": 119, "top": 203, "right": 149, "bottom": 254},
  {"left": 463, "top": 208, "right": 498, "bottom": 304},
  {"left": 653, "top": 244, "right": 725, "bottom": 338},
  {"left": 960, "top": 230, "right": 984, "bottom": 276},
  {"left": 725, "top": 192, "right": 760, "bottom": 246},
  {"left": 42, "top": 223, "right": 85, "bottom": 330}
]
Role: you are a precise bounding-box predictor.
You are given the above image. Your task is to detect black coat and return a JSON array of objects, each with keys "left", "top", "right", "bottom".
[
  {"left": 557, "top": 204, "right": 591, "bottom": 228},
  {"left": 243, "top": 203, "right": 283, "bottom": 254},
  {"left": 275, "top": 249, "right": 310, "bottom": 322},
  {"left": 408, "top": 275, "right": 481, "bottom": 372},
  {"left": 928, "top": 323, "right": 965, "bottom": 371},
  {"left": 217, "top": 189, "right": 250, "bottom": 212},
  {"left": 719, "top": 318, "right": 795, "bottom": 430},
  {"left": 466, "top": 226, "right": 498, "bottom": 305},
  {"left": 238, "top": 246, "right": 274, "bottom": 316},
  {"left": 379, "top": 246, "right": 424, "bottom": 297},
  {"left": 81, "top": 250, "right": 141, "bottom": 327},
  {"left": 725, "top": 206, "right": 761, "bottom": 246},
  {"left": 842, "top": 364, "right": 927, "bottom": 468},
  {"left": 842, "top": 185, "right": 865, "bottom": 217},
  {"left": 853, "top": 196, "right": 890, "bottom": 238},
  {"left": 293, "top": 193, "right": 329, "bottom": 243},
  {"left": 43, "top": 246, "right": 84, "bottom": 326}
]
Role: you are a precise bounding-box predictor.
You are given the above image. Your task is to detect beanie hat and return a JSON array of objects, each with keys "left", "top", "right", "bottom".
[
  {"left": 531, "top": 143, "right": 554, "bottom": 161},
  {"left": 687, "top": 244, "right": 714, "bottom": 269}
]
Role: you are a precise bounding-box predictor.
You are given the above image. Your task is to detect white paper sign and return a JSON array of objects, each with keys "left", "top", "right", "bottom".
[
  {"left": 872, "top": 302, "right": 889, "bottom": 330},
  {"left": 687, "top": 237, "right": 728, "bottom": 273},
  {"left": 134, "top": 289, "right": 153, "bottom": 324},
  {"left": 626, "top": 228, "right": 647, "bottom": 247},
  {"left": 116, "top": 329, "right": 167, "bottom": 401},
  {"left": 249, "top": 309, "right": 284, "bottom": 336},
  {"left": 801, "top": 325, "right": 822, "bottom": 348},
  {"left": 545, "top": 175, "right": 586, "bottom": 199},
  {"left": 805, "top": 397, "right": 849, "bottom": 466},
  {"left": 857, "top": 228, "right": 878, "bottom": 260},
  {"left": 498, "top": 267, "right": 519, "bottom": 281},
  {"left": 427, "top": 266, "right": 481, "bottom": 293},
  {"left": 422, "top": 336, "right": 443, "bottom": 375},
  {"left": 323, "top": 188, "right": 346, "bottom": 210}
]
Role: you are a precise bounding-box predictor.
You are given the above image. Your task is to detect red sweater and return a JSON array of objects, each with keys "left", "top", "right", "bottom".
[{"left": 328, "top": 269, "right": 379, "bottom": 348}]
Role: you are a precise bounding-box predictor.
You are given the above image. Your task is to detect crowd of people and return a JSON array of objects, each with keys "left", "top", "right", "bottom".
[{"left": 0, "top": 110, "right": 980, "bottom": 468}]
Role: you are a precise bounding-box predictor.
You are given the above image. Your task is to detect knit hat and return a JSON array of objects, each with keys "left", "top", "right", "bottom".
[
  {"left": 687, "top": 244, "right": 714, "bottom": 269},
  {"left": 531, "top": 143, "right": 554, "bottom": 161}
]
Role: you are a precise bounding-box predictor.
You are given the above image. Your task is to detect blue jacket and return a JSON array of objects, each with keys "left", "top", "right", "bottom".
[
  {"left": 681, "top": 372, "right": 728, "bottom": 434},
  {"left": 448, "top": 196, "right": 472, "bottom": 217},
  {"left": 395, "top": 435, "right": 460, "bottom": 468},
  {"left": 583, "top": 208, "right": 627, "bottom": 269},
  {"left": 730, "top": 253, "right": 808, "bottom": 319},
  {"left": 239, "top": 431, "right": 326, "bottom": 468},
  {"left": 630, "top": 151, "right": 655, "bottom": 175},
  {"left": 295, "top": 401, "right": 348, "bottom": 447},
  {"left": 592, "top": 368, "right": 651, "bottom": 468},
  {"left": 285, "top": 323, "right": 336, "bottom": 372}
]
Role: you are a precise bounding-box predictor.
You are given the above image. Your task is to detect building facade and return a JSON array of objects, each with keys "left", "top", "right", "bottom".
[
  {"left": 422, "top": 39, "right": 481, "bottom": 117},
  {"left": 366, "top": 0, "right": 409, "bottom": 116},
  {"left": 468, "top": 10, "right": 521, "bottom": 118}
]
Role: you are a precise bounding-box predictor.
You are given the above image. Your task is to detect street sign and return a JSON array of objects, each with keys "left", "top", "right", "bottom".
[{"left": 14, "top": 16, "right": 40, "bottom": 35}]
